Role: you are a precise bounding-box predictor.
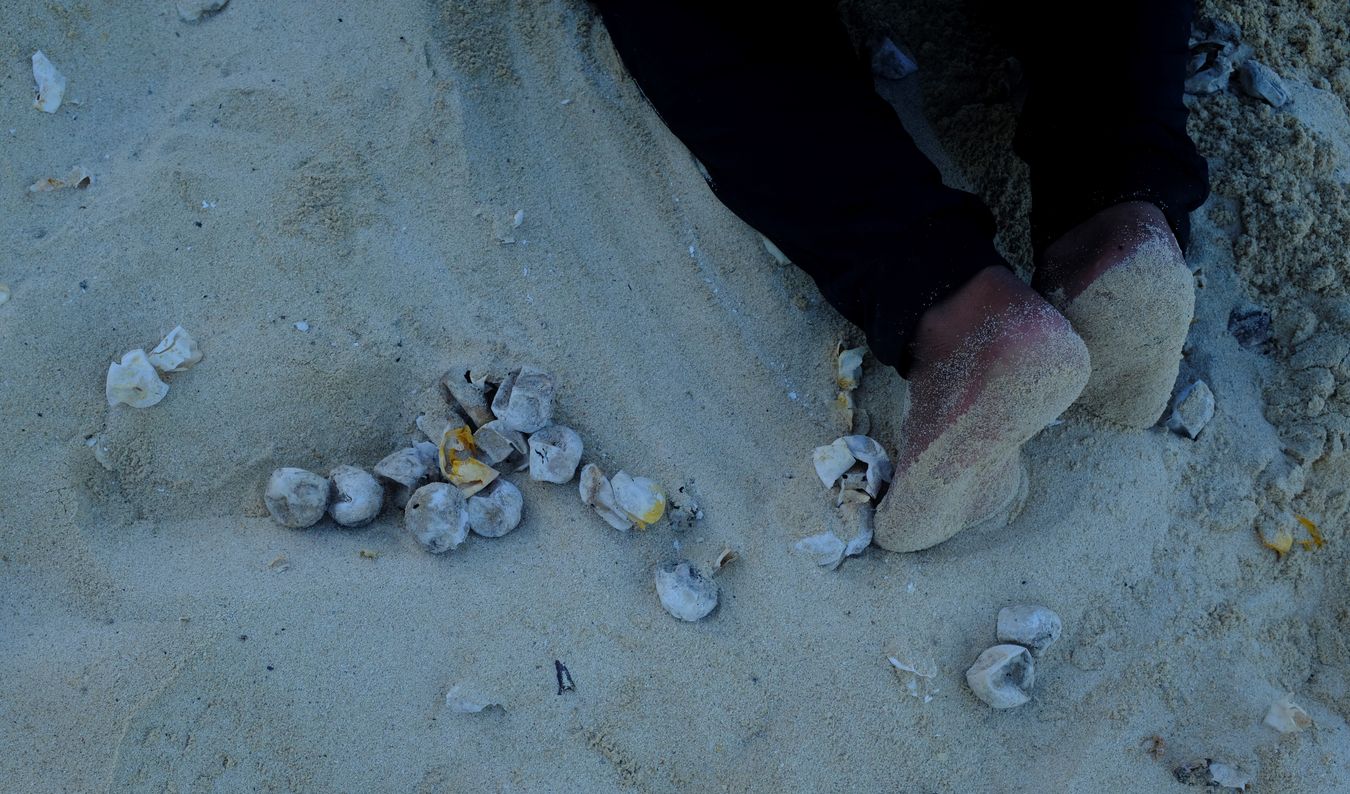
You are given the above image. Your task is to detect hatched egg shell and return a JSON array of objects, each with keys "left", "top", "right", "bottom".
[
  {"left": 654, "top": 561, "right": 718, "bottom": 622},
  {"left": 374, "top": 442, "right": 438, "bottom": 489},
  {"left": 264, "top": 467, "right": 330, "bottom": 528},
  {"left": 966, "top": 644, "right": 1035, "bottom": 709},
  {"left": 404, "top": 482, "right": 470, "bottom": 553},
  {"left": 448, "top": 457, "right": 499, "bottom": 497},
  {"left": 490, "top": 366, "right": 555, "bottom": 433},
  {"left": 528, "top": 424, "right": 583, "bottom": 484},
  {"left": 467, "top": 479, "right": 523, "bottom": 538},
  {"left": 578, "top": 463, "right": 633, "bottom": 531},
  {"left": 443, "top": 369, "right": 495, "bottom": 428},
  {"left": 843, "top": 435, "right": 893, "bottom": 497},
  {"left": 177, "top": 0, "right": 230, "bottom": 23},
  {"left": 147, "top": 326, "right": 203, "bottom": 372},
  {"left": 996, "top": 605, "right": 1063, "bottom": 656},
  {"left": 327, "top": 465, "right": 383, "bottom": 527},
  {"left": 1264, "top": 693, "right": 1312, "bottom": 733},
  {"left": 31, "top": 51, "right": 66, "bottom": 113},
  {"left": 473, "top": 420, "right": 527, "bottom": 466},
  {"left": 106, "top": 349, "right": 169, "bottom": 408},
  {"left": 813, "top": 438, "right": 855, "bottom": 488},
  {"left": 611, "top": 471, "right": 666, "bottom": 527},
  {"left": 793, "top": 531, "right": 846, "bottom": 569},
  {"left": 837, "top": 346, "right": 865, "bottom": 390},
  {"left": 445, "top": 683, "right": 504, "bottom": 714}
]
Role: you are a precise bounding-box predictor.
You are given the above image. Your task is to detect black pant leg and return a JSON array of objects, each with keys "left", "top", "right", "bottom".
[
  {"left": 1003, "top": 0, "right": 1210, "bottom": 260},
  {"left": 595, "top": 1, "right": 1008, "bottom": 371}
]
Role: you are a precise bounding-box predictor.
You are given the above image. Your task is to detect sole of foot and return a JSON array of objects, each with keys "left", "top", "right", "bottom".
[
  {"left": 874, "top": 282, "right": 1090, "bottom": 553},
  {"left": 1037, "top": 202, "right": 1195, "bottom": 429}
]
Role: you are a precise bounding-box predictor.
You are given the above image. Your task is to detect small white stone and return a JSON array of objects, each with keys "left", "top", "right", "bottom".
[
  {"left": 31, "top": 51, "right": 66, "bottom": 113},
  {"left": 511, "top": 209, "right": 525, "bottom": 228},
  {"left": 404, "top": 482, "right": 470, "bottom": 553},
  {"left": 106, "top": 349, "right": 169, "bottom": 408},
  {"left": 327, "top": 465, "right": 383, "bottom": 527},
  {"left": 1167, "top": 380, "right": 1215, "bottom": 439},
  {"left": 611, "top": 471, "right": 666, "bottom": 527},
  {"left": 490, "top": 366, "right": 555, "bottom": 433},
  {"left": 264, "top": 467, "right": 330, "bottom": 528},
  {"left": 654, "top": 561, "right": 718, "bottom": 622},
  {"left": 467, "top": 479, "right": 523, "bottom": 538},
  {"left": 527, "top": 424, "right": 583, "bottom": 483},
  {"left": 578, "top": 464, "right": 632, "bottom": 531},
  {"left": 996, "top": 605, "right": 1063, "bottom": 656},
  {"left": 177, "top": 0, "right": 230, "bottom": 23},
  {"left": 146, "top": 326, "right": 203, "bottom": 373},
  {"left": 966, "top": 644, "right": 1035, "bottom": 709}
]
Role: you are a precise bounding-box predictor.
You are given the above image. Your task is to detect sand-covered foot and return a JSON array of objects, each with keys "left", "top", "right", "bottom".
[
  {"left": 1035, "top": 201, "right": 1195, "bottom": 429},
  {"left": 874, "top": 268, "right": 1090, "bottom": 553}
]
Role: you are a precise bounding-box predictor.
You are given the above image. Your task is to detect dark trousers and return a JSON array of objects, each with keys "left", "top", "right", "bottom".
[{"left": 595, "top": 1, "right": 1209, "bottom": 372}]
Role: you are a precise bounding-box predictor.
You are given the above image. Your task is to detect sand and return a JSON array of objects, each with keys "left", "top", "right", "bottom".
[{"left": 4, "top": 1, "right": 1350, "bottom": 791}]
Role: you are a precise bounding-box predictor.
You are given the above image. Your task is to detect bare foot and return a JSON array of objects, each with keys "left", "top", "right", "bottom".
[
  {"left": 1034, "top": 201, "right": 1194, "bottom": 429},
  {"left": 873, "top": 267, "right": 1090, "bottom": 553}
]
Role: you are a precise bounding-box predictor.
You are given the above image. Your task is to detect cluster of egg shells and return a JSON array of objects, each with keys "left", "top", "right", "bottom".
[
  {"left": 263, "top": 366, "right": 676, "bottom": 562},
  {"left": 964, "top": 605, "right": 1063, "bottom": 709},
  {"left": 105, "top": 326, "right": 203, "bottom": 408}
]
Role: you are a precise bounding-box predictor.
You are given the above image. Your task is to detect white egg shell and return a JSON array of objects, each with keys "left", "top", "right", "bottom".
[
  {"left": 147, "top": 326, "right": 203, "bottom": 372},
  {"left": 327, "top": 465, "right": 383, "bottom": 527},
  {"left": 404, "top": 482, "right": 470, "bottom": 553},
  {"left": 490, "top": 366, "right": 555, "bottom": 433},
  {"left": 106, "top": 349, "right": 169, "bottom": 408},
  {"left": 812, "top": 438, "right": 855, "bottom": 488},
  {"left": 264, "top": 467, "right": 330, "bottom": 528},
  {"left": 31, "top": 51, "right": 66, "bottom": 113},
  {"left": 965, "top": 644, "right": 1035, "bottom": 709},
  {"left": 654, "top": 561, "right": 718, "bottom": 622},
  {"left": 578, "top": 464, "right": 633, "bottom": 531},
  {"left": 467, "top": 479, "right": 523, "bottom": 538},
  {"left": 527, "top": 424, "right": 583, "bottom": 484},
  {"left": 611, "top": 471, "right": 666, "bottom": 527}
]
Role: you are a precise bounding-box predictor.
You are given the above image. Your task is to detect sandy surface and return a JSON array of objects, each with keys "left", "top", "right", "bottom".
[{"left": 4, "top": 1, "right": 1349, "bottom": 791}]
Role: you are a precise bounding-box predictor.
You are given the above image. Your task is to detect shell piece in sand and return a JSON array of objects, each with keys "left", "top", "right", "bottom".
[
  {"left": 327, "top": 465, "right": 383, "bottom": 527},
  {"left": 996, "top": 605, "right": 1063, "bottom": 656},
  {"left": 812, "top": 438, "right": 854, "bottom": 489},
  {"left": 578, "top": 464, "right": 632, "bottom": 531},
  {"left": 654, "top": 561, "right": 718, "bottom": 622},
  {"left": 528, "top": 424, "right": 583, "bottom": 483},
  {"left": 106, "top": 349, "right": 169, "bottom": 408},
  {"left": 29, "top": 166, "right": 92, "bottom": 192},
  {"left": 1264, "top": 694, "right": 1312, "bottom": 733},
  {"left": 473, "top": 420, "right": 527, "bottom": 466},
  {"left": 611, "top": 471, "right": 666, "bottom": 528},
  {"left": 490, "top": 366, "right": 555, "bottom": 433},
  {"left": 404, "top": 482, "right": 470, "bottom": 553},
  {"left": 438, "top": 424, "right": 498, "bottom": 496},
  {"left": 793, "top": 501, "right": 873, "bottom": 570},
  {"left": 264, "top": 467, "right": 330, "bottom": 528},
  {"left": 0, "top": 283, "right": 10, "bottom": 305},
  {"left": 842, "top": 435, "right": 893, "bottom": 498},
  {"left": 445, "top": 683, "right": 504, "bottom": 714},
  {"left": 443, "top": 369, "right": 496, "bottom": 428},
  {"left": 837, "top": 346, "right": 864, "bottom": 390},
  {"left": 965, "top": 644, "right": 1035, "bottom": 709},
  {"left": 374, "top": 442, "right": 439, "bottom": 507},
  {"left": 31, "top": 51, "right": 66, "bottom": 113},
  {"left": 467, "top": 479, "right": 523, "bottom": 538},
  {"left": 146, "top": 326, "right": 203, "bottom": 372}
]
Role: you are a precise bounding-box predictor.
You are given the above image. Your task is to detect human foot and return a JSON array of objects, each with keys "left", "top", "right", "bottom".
[
  {"left": 873, "top": 267, "right": 1090, "bottom": 553},
  {"left": 1034, "top": 201, "right": 1194, "bottom": 429}
]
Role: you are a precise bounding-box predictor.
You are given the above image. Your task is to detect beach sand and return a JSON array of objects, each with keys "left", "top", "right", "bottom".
[{"left": 3, "top": 1, "right": 1349, "bottom": 791}]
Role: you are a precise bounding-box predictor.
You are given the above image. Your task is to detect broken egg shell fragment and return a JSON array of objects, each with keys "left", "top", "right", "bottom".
[
  {"left": 528, "top": 424, "right": 583, "bottom": 484},
  {"left": 264, "top": 467, "right": 330, "bottom": 529},
  {"left": 327, "top": 465, "right": 384, "bottom": 527},
  {"left": 578, "top": 463, "right": 633, "bottom": 531},
  {"left": 611, "top": 471, "right": 666, "bottom": 528},
  {"left": 966, "top": 644, "right": 1035, "bottom": 709},
  {"left": 996, "top": 605, "right": 1063, "bottom": 657},
  {"left": 438, "top": 425, "right": 499, "bottom": 496},
  {"left": 417, "top": 413, "right": 461, "bottom": 446},
  {"left": 443, "top": 370, "right": 496, "bottom": 428},
  {"left": 793, "top": 531, "right": 847, "bottom": 570},
  {"left": 445, "top": 682, "right": 504, "bottom": 714},
  {"left": 837, "top": 346, "right": 864, "bottom": 391},
  {"left": 467, "top": 479, "right": 523, "bottom": 538},
  {"left": 654, "top": 561, "right": 719, "bottom": 622},
  {"left": 1264, "top": 693, "right": 1312, "bottom": 733},
  {"left": 812, "top": 438, "right": 855, "bottom": 489},
  {"left": 374, "top": 441, "right": 439, "bottom": 506},
  {"left": 843, "top": 435, "right": 893, "bottom": 498},
  {"left": 106, "top": 349, "right": 169, "bottom": 408},
  {"left": 404, "top": 482, "right": 470, "bottom": 553},
  {"left": 29, "top": 165, "right": 92, "bottom": 192},
  {"left": 473, "top": 420, "right": 527, "bottom": 466},
  {"left": 31, "top": 51, "right": 66, "bottom": 113},
  {"left": 0, "top": 283, "right": 10, "bottom": 305},
  {"left": 177, "top": 0, "right": 230, "bottom": 23},
  {"left": 490, "top": 366, "right": 555, "bottom": 433},
  {"left": 147, "top": 325, "right": 203, "bottom": 373}
]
